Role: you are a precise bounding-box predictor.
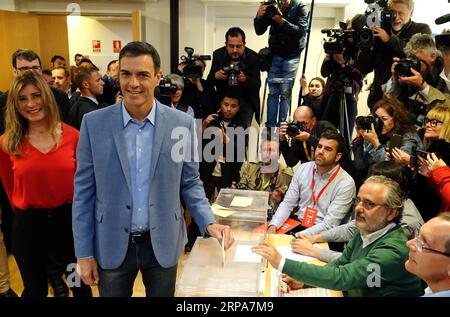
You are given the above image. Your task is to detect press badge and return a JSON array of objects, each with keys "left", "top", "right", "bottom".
[{"left": 301, "top": 207, "right": 318, "bottom": 228}]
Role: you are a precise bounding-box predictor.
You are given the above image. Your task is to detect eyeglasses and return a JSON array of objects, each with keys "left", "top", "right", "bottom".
[
  {"left": 413, "top": 235, "right": 450, "bottom": 257},
  {"left": 353, "top": 197, "right": 386, "bottom": 210},
  {"left": 16, "top": 66, "right": 41, "bottom": 71},
  {"left": 423, "top": 118, "right": 443, "bottom": 128}
]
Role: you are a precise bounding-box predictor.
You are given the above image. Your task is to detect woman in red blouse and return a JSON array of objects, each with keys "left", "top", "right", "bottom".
[{"left": 0, "top": 71, "right": 90, "bottom": 297}]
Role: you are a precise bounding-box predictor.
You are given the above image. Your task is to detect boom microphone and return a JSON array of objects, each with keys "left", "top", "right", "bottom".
[{"left": 435, "top": 13, "right": 450, "bottom": 25}]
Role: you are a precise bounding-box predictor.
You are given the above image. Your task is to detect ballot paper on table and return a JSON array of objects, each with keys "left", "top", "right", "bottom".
[
  {"left": 234, "top": 245, "right": 262, "bottom": 263},
  {"left": 276, "top": 245, "right": 323, "bottom": 263},
  {"left": 230, "top": 196, "right": 253, "bottom": 208},
  {"left": 211, "top": 203, "right": 235, "bottom": 217}
]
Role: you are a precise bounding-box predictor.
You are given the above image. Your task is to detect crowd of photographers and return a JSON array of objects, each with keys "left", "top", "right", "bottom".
[{"left": 1, "top": 0, "right": 450, "bottom": 297}]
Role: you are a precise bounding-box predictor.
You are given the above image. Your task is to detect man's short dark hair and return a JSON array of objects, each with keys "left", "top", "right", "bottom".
[
  {"left": 52, "top": 66, "right": 70, "bottom": 78},
  {"left": 225, "top": 27, "right": 246, "bottom": 43},
  {"left": 75, "top": 53, "right": 83, "bottom": 60},
  {"left": 51, "top": 55, "right": 65, "bottom": 64},
  {"left": 42, "top": 69, "right": 52, "bottom": 76},
  {"left": 319, "top": 130, "right": 345, "bottom": 154},
  {"left": 74, "top": 66, "right": 98, "bottom": 90},
  {"left": 12, "top": 49, "right": 42, "bottom": 68},
  {"left": 119, "top": 41, "right": 161, "bottom": 73},
  {"left": 222, "top": 89, "right": 241, "bottom": 105},
  {"left": 107, "top": 59, "right": 118, "bottom": 71}
]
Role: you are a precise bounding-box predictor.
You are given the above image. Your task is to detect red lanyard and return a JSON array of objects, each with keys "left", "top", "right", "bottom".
[{"left": 311, "top": 166, "right": 341, "bottom": 206}]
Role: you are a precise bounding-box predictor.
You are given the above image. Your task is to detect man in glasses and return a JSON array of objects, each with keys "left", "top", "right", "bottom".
[
  {"left": 253, "top": 175, "right": 423, "bottom": 296},
  {"left": 405, "top": 213, "right": 450, "bottom": 297},
  {"left": 383, "top": 33, "right": 450, "bottom": 127},
  {"left": 207, "top": 27, "right": 261, "bottom": 127}
]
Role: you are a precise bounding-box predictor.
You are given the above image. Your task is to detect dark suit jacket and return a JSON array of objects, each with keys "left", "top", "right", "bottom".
[
  {"left": 207, "top": 46, "right": 261, "bottom": 123},
  {"left": 0, "top": 86, "right": 72, "bottom": 134},
  {"left": 69, "top": 96, "right": 100, "bottom": 130}
]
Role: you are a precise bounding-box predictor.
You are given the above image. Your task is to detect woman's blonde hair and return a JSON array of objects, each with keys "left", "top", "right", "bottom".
[
  {"left": 425, "top": 105, "right": 450, "bottom": 146},
  {"left": 2, "top": 70, "right": 61, "bottom": 155}
]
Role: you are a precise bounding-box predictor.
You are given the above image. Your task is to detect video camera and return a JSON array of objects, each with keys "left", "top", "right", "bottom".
[
  {"left": 262, "top": 0, "right": 280, "bottom": 20},
  {"left": 180, "top": 47, "right": 211, "bottom": 79},
  {"left": 394, "top": 56, "right": 421, "bottom": 77},
  {"left": 158, "top": 77, "right": 178, "bottom": 96},
  {"left": 286, "top": 121, "right": 308, "bottom": 138},
  {"left": 364, "top": 0, "right": 396, "bottom": 31},
  {"left": 223, "top": 64, "right": 241, "bottom": 86},
  {"left": 321, "top": 27, "right": 373, "bottom": 54},
  {"left": 355, "top": 113, "right": 384, "bottom": 134}
]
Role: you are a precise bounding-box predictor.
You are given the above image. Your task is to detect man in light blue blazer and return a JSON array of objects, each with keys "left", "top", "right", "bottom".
[{"left": 72, "top": 41, "right": 234, "bottom": 297}]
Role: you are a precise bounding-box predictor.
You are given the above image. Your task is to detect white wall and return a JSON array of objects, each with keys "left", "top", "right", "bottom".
[
  {"left": 67, "top": 16, "right": 132, "bottom": 73},
  {"left": 144, "top": 0, "right": 171, "bottom": 74},
  {"left": 0, "top": 0, "right": 16, "bottom": 11}
]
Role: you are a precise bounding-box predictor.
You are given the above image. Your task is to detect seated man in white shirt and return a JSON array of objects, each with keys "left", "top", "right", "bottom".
[
  {"left": 405, "top": 212, "right": 450, "bottom": 297},
  {"left": 268, "top": 130, "right": 356, "bottom": 235}
]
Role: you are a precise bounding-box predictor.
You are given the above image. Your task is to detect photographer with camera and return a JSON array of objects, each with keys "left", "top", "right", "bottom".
[
  {"left": 361, "top": 0, "right": 432, "bottom": 109},
  {"left": 177, "top": 51, "right": 215, "bottom": 119},
  {"left": 163, "top": 73, "right": 195, "bottom": 118},
  {"left": 298, "top": 75, "right": 325, "bottom": 116},
  {"left": 383, "top": 33, "right": 449, "bottom": 127},
  {"left": 200, "top": 90, "right": 247, "bottom": 202},
  {"left": 254, "top": 0, "right": 309, "bottom": 128},
  {"left": 207, "top": 27, "right": 261, "bottom": 127},
  {"left": 390, "top": 105, "right": 450, "bottom": 220},
  {"left": 279, "top": 105, "right": 336, "bottom": 167},
  {"left": 320, "top": 14, "right": 370, "bottom": 144},
  {"left": 352, "top": 98, "right": 422, "bottom": 183}
]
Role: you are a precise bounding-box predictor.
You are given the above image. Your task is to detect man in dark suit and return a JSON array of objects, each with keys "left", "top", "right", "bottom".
[
  {"left": 69, "top": 66, "right": 105, "bottom": 130},
  {"left": 207, "top": 27, "right": 261, "bottom": 127}
]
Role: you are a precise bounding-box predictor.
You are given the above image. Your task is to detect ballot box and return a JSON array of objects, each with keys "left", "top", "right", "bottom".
[
  {"left": 175, "top": 236, "right": 264, "bottom": 297},
  {"left": 212, "top": 188, "right": 269, "bottom": 234}
]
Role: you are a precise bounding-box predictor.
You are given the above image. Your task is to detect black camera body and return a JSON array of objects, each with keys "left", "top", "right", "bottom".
[
  {"left": 263, "top": 0, "right": 280, "bottom": 20},
  {"left": 322, "top": 28, "right": 374, "bottom": 54},
  {"left": 158, "top": 78, "right": 178, "bottom": 96},
  {"left": 286, "top": 121, "right": 308, "bottom": 138},
  {"left": 394, "top": 56, "right": 421, "bottom": 77},
  {"left": 180, "top": 47, "right": 211, "bottom": 79},
  {"left": 223, "top": 64, "right": 241, "bottom": 86},
  {"left": 355, "top": 114, "right": 384, "bottom": 134},
  {"left": 436, "top": 33, "right": 450, "bottom": 51},
  {"left": 364, "top": 0, "right": 397, "bottom": 31}
]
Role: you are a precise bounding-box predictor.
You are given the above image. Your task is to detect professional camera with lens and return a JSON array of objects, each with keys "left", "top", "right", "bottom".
[
  {"left": 364, "top": 0, "right": 396, "bottom": 31},
  {"left": 394, "top": 56, "right": 422, "bottom": 77},
  {"left": 355, "top": 114, "right": 384, "bottom": 134},
  {"left": 321, "top": 27, "right": 374, "bottom": 54},
  {"left": 157, "top": 78, "right": 178, "bottom": 97},
  {"left": 286, "top": 121, "right": 308, "bottom": 138},
  {"left": 180, "top": 47, "right": 211, "bottom": 79},
  {"left": 262, "top": 0, "right": 280, "bottom": 20},
  {"left": 223, "top": 64, "right": 241, "bottom": 87}
]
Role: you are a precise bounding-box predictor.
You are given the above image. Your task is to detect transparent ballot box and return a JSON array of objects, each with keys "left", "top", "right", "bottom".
[
  {"left": 213, "top": 189, "right": 269, "bottom": 232},
  {"left": 176, "top": 236, "right": 264, "bottom": 297}
]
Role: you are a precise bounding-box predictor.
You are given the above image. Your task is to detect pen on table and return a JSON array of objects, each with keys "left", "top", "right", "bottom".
[{"left": 290, "top": 232, "right": 298, "bottom": 239}]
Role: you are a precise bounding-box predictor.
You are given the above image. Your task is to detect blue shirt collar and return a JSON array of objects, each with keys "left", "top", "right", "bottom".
[{"left": 121, "top": 99, "right": 156, "bottom": 128}]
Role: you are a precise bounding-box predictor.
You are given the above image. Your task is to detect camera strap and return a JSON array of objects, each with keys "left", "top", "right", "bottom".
[{"left": 303, "top": 141, "right": 315, "bottom": 161}]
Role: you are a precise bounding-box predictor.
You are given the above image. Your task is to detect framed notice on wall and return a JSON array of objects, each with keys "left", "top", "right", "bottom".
[
  {"left": 113, "top": 40, "right": 122, "bottom": 53},
  {"left": 92, "top": 40, "right": 101, "bottom": 53}
]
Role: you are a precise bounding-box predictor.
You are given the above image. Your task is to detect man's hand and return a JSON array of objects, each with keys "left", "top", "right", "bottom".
[
  {"left": 271, "top": 188, "right": 284, "bottom": 205},
  {"left": 294, "top": 131, "right": 310, "bottom": 142},
  {"left": 332, "top": 52, "right": 346, "bottom": 65},
  {"left": 290, "top": 237, "right": 320, "bottom": 258},
  {"left": 207, "top": 223, "right": 234, "bottom": 249},
  {"left": 279, "top": 122, "right": 288, "bottom": 141},
  {"left": 202, "top": 114, "right": 219, "bottom": 131},
  {"left": 390, "top": 57, "right": 400, "bottom": 80},
  {"left": 215, "top": 69, "right": 228, "bottom": 81},
  {"left": 271, "top": 7, "right": 284, "bottom": 24},
  {"left": 372, "top": 27, "right": 390, "bottom": 43},
  {"left": 77, "top": 258, "right": 99, "bottom": 286},
  {"left": 281, "top": 274, "right": 304, "bottom": 291},
  {"left": 399, "top": 68, "right": 427, "bottom": 90},
  {"left": 257, "top": 4, "right": 267, "bottom": 17},
  {"left": 252, "top": 242, "right": 282, "bottom": 268},
  {"left": 237, "top": 71, "right": 247, "bottom": 83}
]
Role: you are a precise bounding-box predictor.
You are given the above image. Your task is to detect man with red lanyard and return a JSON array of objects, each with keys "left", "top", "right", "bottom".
[{"left": 268, "top": 131, "right": 355, "bottom": 235}]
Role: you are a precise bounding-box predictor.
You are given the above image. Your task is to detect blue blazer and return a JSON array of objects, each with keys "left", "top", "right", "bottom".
[{"left": 72, "top": 100, "right": 215, "bottom": 269}]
